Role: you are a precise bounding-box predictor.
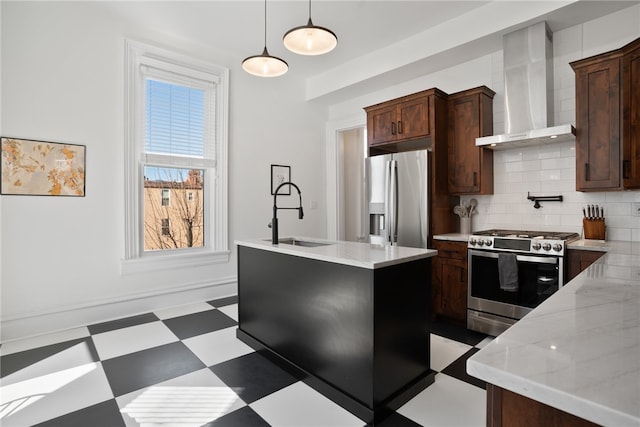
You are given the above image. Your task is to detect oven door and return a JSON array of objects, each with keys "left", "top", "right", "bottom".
[{"left": 468, "top": 249, "right": 563, "bottom": 320}]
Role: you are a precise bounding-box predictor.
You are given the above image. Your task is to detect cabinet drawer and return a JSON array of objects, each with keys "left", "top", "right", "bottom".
[{"left": 434, "top": 240, "right": 467, "bottom": 260}]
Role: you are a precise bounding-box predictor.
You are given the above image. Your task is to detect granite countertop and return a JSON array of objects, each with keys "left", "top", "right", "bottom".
[
  {"left": 467, "top": 241, "right": 640, "bottom": 426},
  {"left": 235, "top": 237, "right": 437, "bottom": 269}
]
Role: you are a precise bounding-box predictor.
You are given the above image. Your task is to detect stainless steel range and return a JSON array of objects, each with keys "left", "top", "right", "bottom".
[{"left": 467, "top": 229, "right": 579, "bottom": 336}]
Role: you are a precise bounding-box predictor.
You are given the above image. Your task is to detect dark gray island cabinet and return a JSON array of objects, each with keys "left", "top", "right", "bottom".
[{"left": 235, "top": 238, "right": 438, "bottom": 424}]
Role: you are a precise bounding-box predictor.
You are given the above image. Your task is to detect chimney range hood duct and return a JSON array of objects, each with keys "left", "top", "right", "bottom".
[{"left": 476, "top": 22, "right": 575, "bottom": 150}]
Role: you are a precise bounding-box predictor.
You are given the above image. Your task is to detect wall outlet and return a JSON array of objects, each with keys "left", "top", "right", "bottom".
[{"left": 634, "top": 203, "right": 640, "bottom": 217}]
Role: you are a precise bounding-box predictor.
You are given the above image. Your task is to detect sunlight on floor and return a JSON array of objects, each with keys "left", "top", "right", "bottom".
[
  {"left": 120, "top": 386, "right": 242, "bottom": 426},
  {"left": 0, "top": 362, "right": 97, "bottom": 419}
]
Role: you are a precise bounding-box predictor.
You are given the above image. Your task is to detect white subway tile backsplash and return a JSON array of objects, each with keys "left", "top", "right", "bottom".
[
  {"left": 540, "top": 158, "right": 563, "bottom": 170},
  {"left": 497, "top": 151, "right": 523, "bottom": 163},
  {"left": 464, "top": 17, "right": 639, "bottom": 240},
  {"left": 605, "top": 192, "right": 640, "bottom": 203},
  {"left": 604, "top": 203, "right": 632, "bottom": 216}
]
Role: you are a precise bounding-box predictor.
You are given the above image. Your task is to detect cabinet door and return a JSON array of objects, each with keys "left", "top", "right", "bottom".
[
  {"left": 447, "top": 90, "right": 494, "bottom": 195},
  {"left": 623, "top": 43, "right": 640, "bottom": 188},
  {"left": 397, "top": 97, "right": 430, "bottom": 140},
  {"left": 432, "top": 241, "right": 468, "bottom": 324},
  {"left": 449, "top": 95, "right": 481, "bottom": 193},
  {"left": 575, "top": 57, "right": 621, "bottom": 191},
  {"left": 566, "top": 249, "right": 604, "bottom": 282},
  {"left": 439, "top": 259, "right": 467, "bottom": 323},
  {"left": 367, "top": 104, "right": 397, "bottom": 146}
]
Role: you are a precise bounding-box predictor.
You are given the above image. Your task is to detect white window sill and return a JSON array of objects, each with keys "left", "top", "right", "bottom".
[{"left": 120, "top": 249, "right": 230, "bottom": 275}]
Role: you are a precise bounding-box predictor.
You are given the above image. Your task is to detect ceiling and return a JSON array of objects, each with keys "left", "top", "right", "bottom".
[{"left": 104, "top": 1, "right": 638, "bottom": 106}]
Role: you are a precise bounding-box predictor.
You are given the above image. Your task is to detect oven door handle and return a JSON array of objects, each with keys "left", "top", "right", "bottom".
[{"left": 469, "top": 249, "right": 558, "bottom": 265}]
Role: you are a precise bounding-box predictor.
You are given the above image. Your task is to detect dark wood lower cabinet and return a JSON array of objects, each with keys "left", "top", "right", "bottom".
[
  {"left": 566, "top": 249, "right": 604, "bottom": 282},
  {"left": 487, "top": 385, "right": 599, "bottom": 427},
  {"left": 432, "top": 240, "right": 468, "bottom": 325}
]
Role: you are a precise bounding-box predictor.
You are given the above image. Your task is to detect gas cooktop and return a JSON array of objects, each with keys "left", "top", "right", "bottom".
[
  {"left": 472, "top": 229, "right": 579, "bottom": 241},
  {"left": 468, "top": 229, "right": 580, "bottom": 255}
]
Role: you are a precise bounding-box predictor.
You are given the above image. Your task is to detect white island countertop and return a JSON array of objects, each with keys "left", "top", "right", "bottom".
[
  {"left": 235, "top": 237, "right": 437, "bottom": 269},
  {"left": 468, "top": 242, "right": 640, "bottom": 426}
]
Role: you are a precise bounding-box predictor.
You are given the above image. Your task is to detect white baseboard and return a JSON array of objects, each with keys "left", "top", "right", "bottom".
[{"left": 0, "top": 276, "right": 237, "bottom": 343}]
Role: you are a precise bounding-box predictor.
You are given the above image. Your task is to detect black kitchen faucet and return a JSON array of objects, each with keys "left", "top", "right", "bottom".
[{"left": 270, "top": 182, "right": 304, "bottom": 244}]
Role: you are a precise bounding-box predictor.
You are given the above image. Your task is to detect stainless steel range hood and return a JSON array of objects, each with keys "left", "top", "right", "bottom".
[{"left": 476, "top": 22, "right": 575, "bottom": 150}]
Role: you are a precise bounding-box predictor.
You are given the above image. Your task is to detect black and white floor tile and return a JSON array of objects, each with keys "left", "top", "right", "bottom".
[{"left": 0, "top": 297, "right": 493, "bottom": 426}]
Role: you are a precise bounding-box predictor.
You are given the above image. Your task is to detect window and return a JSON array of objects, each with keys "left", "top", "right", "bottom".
[
  {"left": 161, "top": 189, "right": 170, "bottom": 207},
  {"left": 123, "top": 40, "right": 229, "bottom": 274},
  {"left": 161, "top": 218, "right": 171, "bottom": 236}
]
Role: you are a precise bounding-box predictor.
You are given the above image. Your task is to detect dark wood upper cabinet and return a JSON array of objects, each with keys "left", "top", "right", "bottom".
[
  {"left": 447, "top": 86, "right": 495, "bottom": 194},
  {"left": 623, "top": 39, "right": 640, "bottom": 188},
  {"left": 364, "top": 89, "right": 445, "bottom": 155},
  {"left": 571, "top": 37, "right": 640, "bottom": 191},
  {"left": 366, "top": 95, "right": 431, "bottom": 146}
]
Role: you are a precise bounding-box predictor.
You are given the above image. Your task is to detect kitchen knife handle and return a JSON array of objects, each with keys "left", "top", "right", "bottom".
[
  {"left": 391, "top": 122, "right": 396, "bottom": 135},
  {"left": 397, "top": 120, "right": 403, "bottom": 134}
]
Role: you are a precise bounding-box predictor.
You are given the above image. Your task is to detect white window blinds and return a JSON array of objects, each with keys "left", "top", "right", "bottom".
[{"left": 141, "top": 65, "right": 216, "bottom": 169}]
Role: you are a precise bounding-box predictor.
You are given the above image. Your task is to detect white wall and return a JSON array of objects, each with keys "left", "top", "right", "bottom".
[
  {"left": 0, "top": 2, "right": 327, "bottom": 341},
  {"left": 327, "top": 4, "right": 640, "bottom": 242}
]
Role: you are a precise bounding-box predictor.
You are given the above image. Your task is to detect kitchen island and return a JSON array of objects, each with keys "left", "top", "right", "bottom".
[
  {"left": 467, "top": 241, "right": 640, "bottom": 426},
  {"left": 235, "top": 237, "right": 437, "bottom": 424}
]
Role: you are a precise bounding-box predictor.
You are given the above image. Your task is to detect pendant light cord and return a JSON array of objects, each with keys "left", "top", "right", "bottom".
[
  {"left": 263, "top": 0, "right": 267, "bottom": 48},
  {"left": 308, "top": 0, "right": 311, "bottom": 19}
]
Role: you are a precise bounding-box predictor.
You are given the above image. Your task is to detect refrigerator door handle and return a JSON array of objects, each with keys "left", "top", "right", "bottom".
[
  {"left": 384, "top": 160, "right": 392, "bottom": 244},
  {"left": 389, "top": 159, "right": 398, "bottom": 244}
]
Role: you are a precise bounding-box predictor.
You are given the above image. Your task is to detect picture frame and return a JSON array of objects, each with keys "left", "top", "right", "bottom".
[
  {"left": 1, "top": 137, "right": 86, "bottom": 196},
  {"left": 271, "top": 164, "right": 291, "bottom": 195}
]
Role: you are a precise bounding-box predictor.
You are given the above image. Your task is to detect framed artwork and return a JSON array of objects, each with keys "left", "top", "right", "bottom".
[
  {"left": 1, "top": 137, "right": 86, "bottom": 196},
  {"left": 271, "top": 164, "right": 291, "bottom": 195}
]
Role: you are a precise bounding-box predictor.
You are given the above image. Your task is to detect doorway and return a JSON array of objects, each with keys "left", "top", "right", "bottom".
[{"left": 337, "top": 126, "right": 367, "bottom": 242}]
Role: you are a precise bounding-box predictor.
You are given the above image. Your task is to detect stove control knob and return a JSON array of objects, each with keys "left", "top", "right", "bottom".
[
  {"left": 484, "top": 239, "right": 493, "bottom": 247},
  {"left": 553, "top": 243, "right": 563, "bottom": 252},
  {"left": 542, "top": 243, "right": 552, "bottom": 251},
  {"left": 469, "top": 238, "right": 477, "bottom": 246},
  {"left": 532, "top": 242, "right": 542, "bottom": 251},
  {"left": 477, "top": 240, "right": 485, "bottom": 247}
]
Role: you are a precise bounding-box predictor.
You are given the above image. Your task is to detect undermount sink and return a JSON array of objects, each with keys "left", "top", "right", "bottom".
[{"left": 271, "top": 238, "right": 333, "bottom": 247}]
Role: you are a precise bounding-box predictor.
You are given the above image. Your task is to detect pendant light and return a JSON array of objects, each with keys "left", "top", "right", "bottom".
[
  {"left": 283, "top": 0, "right": 337, "bottom": 55},
  {"left": 242, "top": 0, "right": 288, "bottom": 77}
]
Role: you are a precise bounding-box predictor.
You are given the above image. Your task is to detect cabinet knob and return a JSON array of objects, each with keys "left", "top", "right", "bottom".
[
  {"left": 397, "top": 120, "right": 403, "bottom": 134},
  {"left": 391, "top": 122, "right": 396, "bottom": 135}
]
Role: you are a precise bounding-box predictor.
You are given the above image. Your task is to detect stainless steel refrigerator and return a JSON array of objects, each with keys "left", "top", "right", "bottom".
[{"left": 365, "top": 150, "right": 429, "bottom": 248}]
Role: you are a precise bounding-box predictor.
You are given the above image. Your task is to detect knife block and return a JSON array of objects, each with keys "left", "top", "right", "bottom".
[{"left": 583, "top": 218, "right": 606, "bottom": 240}]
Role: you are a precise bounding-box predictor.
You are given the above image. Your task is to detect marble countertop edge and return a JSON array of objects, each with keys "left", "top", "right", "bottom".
[
  {"left": 467, "top": 358, "right": 639, "bottom": 426},
  {"left": 235, "top": 237, "right": 437, "bottom": 269}
]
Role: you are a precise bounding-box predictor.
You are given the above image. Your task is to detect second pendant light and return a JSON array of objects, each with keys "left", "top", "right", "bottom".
[{"left": 283, "top": 0, "right": 337, "bottom": 56}]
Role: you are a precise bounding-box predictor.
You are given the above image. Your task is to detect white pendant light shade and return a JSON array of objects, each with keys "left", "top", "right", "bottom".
[
  {"left": 283, "top": 18, "right": 337, "bottom": 55},
  {"left": 242, "top": 0, "right": 288, "bottom": 77},
  {"left": 242, "top": 47, "right": 288, "bottom": 77},
  {"left": 283, "top": 0, "right": 337, "bottom": 56}
]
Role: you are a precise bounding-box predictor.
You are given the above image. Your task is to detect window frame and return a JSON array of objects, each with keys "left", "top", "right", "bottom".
[{"left": 122, "top": 40, "right": 229, "bottom": 275}]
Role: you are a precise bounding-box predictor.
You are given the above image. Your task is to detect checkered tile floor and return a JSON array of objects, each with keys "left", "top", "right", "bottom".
[{"left": 0, "top": 296, "right": 493, "bottom": 426}]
